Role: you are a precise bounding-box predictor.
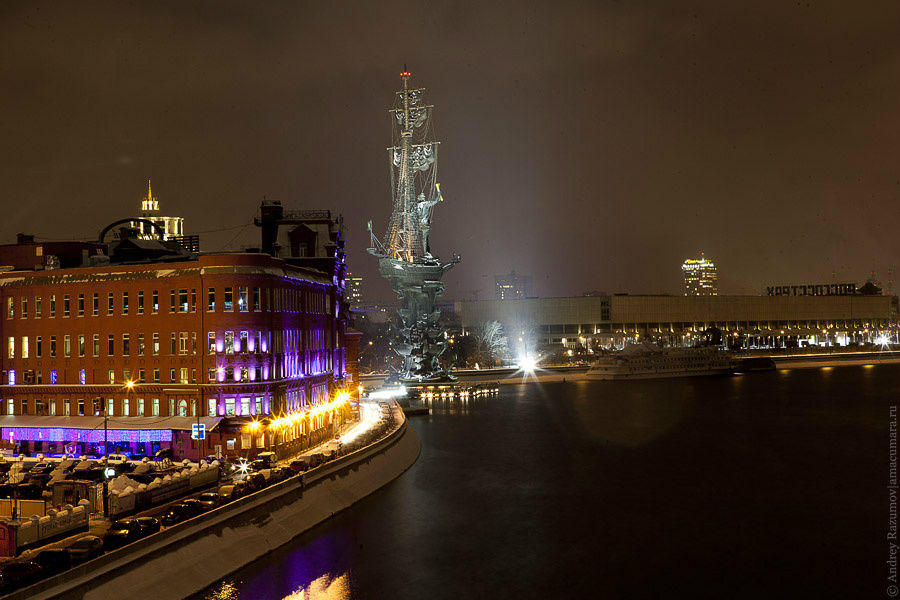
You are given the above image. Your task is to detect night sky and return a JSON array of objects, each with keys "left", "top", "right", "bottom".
[{"left": 1, "top": 1, "right": 898, "bottom": 301}]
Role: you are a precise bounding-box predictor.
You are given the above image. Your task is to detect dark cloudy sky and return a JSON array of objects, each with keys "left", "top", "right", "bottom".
[{"left": 1, "top": 1, "right": 898, "bottom": 300}]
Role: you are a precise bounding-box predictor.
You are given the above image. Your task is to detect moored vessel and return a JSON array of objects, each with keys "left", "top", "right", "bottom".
[{"left": 586, "top": 343, "right": 734, "bottom": 380}]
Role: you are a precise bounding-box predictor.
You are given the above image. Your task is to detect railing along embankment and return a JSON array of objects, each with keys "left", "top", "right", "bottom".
[{"left": 8, "top": 401, "right": 419, "bottom": 600}]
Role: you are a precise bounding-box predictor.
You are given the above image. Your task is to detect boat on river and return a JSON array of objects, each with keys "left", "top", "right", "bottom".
[{"left": 586, "top": 343, "right": 734, "bottom": 380}]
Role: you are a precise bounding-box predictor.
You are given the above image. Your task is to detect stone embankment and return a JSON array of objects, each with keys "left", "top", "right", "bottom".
[{"left": 9, "top": 402, "right": 419, "bottom": 600}]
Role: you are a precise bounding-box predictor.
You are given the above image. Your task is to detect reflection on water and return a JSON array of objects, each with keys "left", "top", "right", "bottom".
[{"left": 193, "top": 365, "right": 898, "bottom": 599}]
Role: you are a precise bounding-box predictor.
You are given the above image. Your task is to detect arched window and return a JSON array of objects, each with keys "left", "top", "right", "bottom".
[{"left": 178, "top": 399, "right": 188, "bottom": 417}]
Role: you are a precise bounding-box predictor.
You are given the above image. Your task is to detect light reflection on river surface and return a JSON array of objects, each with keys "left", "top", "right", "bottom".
[{"left": 195, "top": 365, "right": 895, "bottom": 599}]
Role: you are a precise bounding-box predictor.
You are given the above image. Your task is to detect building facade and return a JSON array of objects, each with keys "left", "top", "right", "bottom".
[
  {"left": 345, "top": 274, "right": 363, "bottom": 305},
  {"left": 682, "top": 254, "right": 718, "bottom": 296},
  {"left": 456, "top": 293, "right": 899, "bottom": 351},
  {"left": 495, "top": 270, "right": 533, "bottom": 301},
  {"left": 0, "top": 246, "right": 352, "bottom": 460}
]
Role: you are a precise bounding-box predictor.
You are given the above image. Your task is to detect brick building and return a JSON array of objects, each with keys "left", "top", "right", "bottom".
[{"left": 0, "top": 213, "right": 354, "bottom": 461}]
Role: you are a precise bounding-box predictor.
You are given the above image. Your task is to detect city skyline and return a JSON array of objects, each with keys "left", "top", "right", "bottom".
[{"left": 1, "top": 2, "right": 898, "bottom": 301}]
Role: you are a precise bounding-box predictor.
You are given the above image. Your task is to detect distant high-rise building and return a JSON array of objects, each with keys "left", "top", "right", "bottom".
[
  {"left": 346, "top": 274, "right": 363, "bottom": 305},
  {"left": 682, "top": 253, "right": 718, "bottom": 296},
  {"left": 495, "top": 270, "right": 533, "bottom": 300}
]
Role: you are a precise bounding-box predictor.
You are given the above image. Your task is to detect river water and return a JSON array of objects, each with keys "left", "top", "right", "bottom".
[{"left": 194, "top": 364, "right": 896, "bottom": 599}]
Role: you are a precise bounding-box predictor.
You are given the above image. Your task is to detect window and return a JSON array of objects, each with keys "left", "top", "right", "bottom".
[
  {"left": 225, "top": 366, "right": 234, "bottom": 381},
  {"left": 79, "top": 369, "right": 85, "bottom": 384},
  {"left": 191, "top": 332, "right": 197, "bottom": 354},
  {"left": 49, "top": 295, "right": 55, "bottom": 318},
  {"left": 107, "top": 292, "right": 114, "bottom": 316},
  {"left": 7, "top": 370, "right": 15, "bottom": 386},
  {"left": 77, "top": 293, "right": 84, "bottom": 317},
  {"left": 20, "top": 399, "right": 28, "bottom": 415},
  {"left": 20, "top": 336, "right": 28, "bottom": 359},
  {"left": 240, "top": 397, "right": 250, "bottom": 415},
  {"left": 137, "top": 291, "right": 144, "bottom": 314},
  {"left": 179, "top": 289, "right": 188, "bottom": 312},
  {"left": 255, "top": 397, "right": 264, "bottom": 415},
  {"left": 49, "top": 399, "right": 56, "bottom": 416},
  {"left": 152, "top": 333, "right": 159, "bottom": 355},
  {"left": 21, "top": 297, "right": 28, "bottom": 319},
  {"left": 63, "top": 295, "right": 70, "bottom": 317},
  {"left": 208, "top": 368, "right": 216, "bottom": 382},
  {"left": 254, "top": 331, "right": 261, "bottom": 353},
  {"left": 240, "top": 331, "right": 248, "bottom": 353},
  {"left": 77, "top": 398, "right": 84, "bottom": 416},
  {"left": 107, "top": 334, "right": 114, "bottom": 356},
  {"left": 92, "top": 293, "right": 98, "bottom": 316},
  {"left": 180, "top": 367, "right": 188, "bottom": 384},
  {"left": 208, "top": 332, "right": 216, "bottom": 354},
  {"left": 63, "top": 398, "right": 69, "bottom": 416},
  {"left": 138, "top": 368, "right": 145, "bottom": 382},
  {"left": 179, "top": 332, "right": 188, "bottom": 355},
  {"left": 240, "top": 366, "right": 249, "bottom": 381},
  {"left": 35, "top": 296, "right": 41, "bottom": 318},
  {"left": 169, "top": 290, "right": 175, "bottom": 313},
  {"left": 225, "top": 331, "right": 234, "bottom": 354},
  {"left": 64, "top": 335, "right": 71, "bottom": 357},
  {"left": 253, "top": 287, "right": 260, "bottom": 311},
  {"left": 207, "top": 288, "right": 215, "bottom": 311},
  {"left": 191, "top": 399, "right": 197, "bottom": 416},
  {"left": 239, "top": 287, "right": 248, "bottom": 311},
  {"left": 123, "top": 398, "right": 130, "bottom": 416},
  {"left": 190, "top": 289, "right": 196, "bottom": 312},
  {"left": 153, "top": 369, "right": 160, "bottom": 383},
  {"left": 7, "top": 337, "right": 13, "bottom": 359},
  {"left": 108, "top": 369, "right": 115, "bottom": 384},
  {"left": 178, "top": 399, "right": 188, "bottom": 417},
  {"left": 107, "top": 398, "right": 114, "bottom": 416},
  {"left": 168, "top": 398, "right": 175, "bottom": 416},
  {"left": 170, "top": 333, "right": 177, "bottom": 355},
  {"left": 208, "top": 398, "right": 217, "bottom": 416},
  {"left": 77, "top": 335, "right": 84, "bottom": 357},
  {"left": 122, "top": 292, "right": 129, "bottom": 315},
  {"left": 170, "top": 368, "right": 177, "bottom": 382},
  {"left": 152, "top": 290, "right": 159, "bottom": 314},
  {"left": 6, "top": 399, "right": 12, "bottom": 414},
  {"left": 122, "top": 334, "right": 130, "bottom": 356},
  {"left": 6, "top": 298, "right": 12, "bottom": 319},
  {"left": 225, "top": 397, "right": 235, "bottom": 416},
  {"left": 224, "top": 287, "right": 233, "bottom": 311},
  {"left": 137, "top": 398, "right": 145, "bottom": 416},
  {"left": 152, "top": 398, "right": 160, "bottom": 416},
  {"left": 49, "top": 336, "right": 56, "bottom": 357},
  {"left": 138, "top": 333, "right": 145, "bottom": 356},
  {"left": 191, "top": 368, "right": 196, "bottom": 383},
  {"left": 35, "top": 336, "right": 41, "bottom": 358}
]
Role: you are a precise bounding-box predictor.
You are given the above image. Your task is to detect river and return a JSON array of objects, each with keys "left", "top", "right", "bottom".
[{"left": 193, "top": 364, "right": 896, "bottom": 599}]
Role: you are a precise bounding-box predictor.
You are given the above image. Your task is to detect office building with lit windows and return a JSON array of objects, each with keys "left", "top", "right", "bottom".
[
  {"left": 0, "top": 205, "right": 354, "bottom": 460},
  {"left": 682, "top": 254, "right": 718, "bottom": 296}
]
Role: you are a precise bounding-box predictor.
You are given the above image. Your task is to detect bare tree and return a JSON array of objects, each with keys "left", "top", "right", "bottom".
[{"left": 473, "top": 320, "right": 509, "bottom": 366}]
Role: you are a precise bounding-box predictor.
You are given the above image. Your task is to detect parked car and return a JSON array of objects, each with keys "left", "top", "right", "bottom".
[
  {"left": 32, "top": 548, "right": 72, "bottom": 575},
  {"left": 180, "top": 498, "right": 208, "bottom": 515},
  {"left": 217, "top": 484, "right": 239, "bottom": 503},
  {"left": 256, "top": 451, "right": 277, "bottom": 468},
  {"left": 196, "top": 492, "right": 220, "bottom": 510},
  {"left": 289, "top": 459, "right": 308, "bottom": 473},
  {"left": 131, "top": 516, "right": 161, "bottom": 537},
  {"left": 0, "top": 561, "right": 44, "bottom": 592},
  {"left": 160, "top": 501, "right": 203, "bottom": 526},
  {"left": 102, "top": 519, "right": 143, "bottom": 550},
  {"left": 244, "top": 472, "right": 267, "bottom": 492},
  {"left": 67, "top": 535, "right": 104, "bottom": 563}
]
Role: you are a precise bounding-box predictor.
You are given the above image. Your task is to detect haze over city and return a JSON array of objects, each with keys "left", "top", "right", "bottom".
[{"left": 1, "top": 1, "right": 898, "bottom": 301}]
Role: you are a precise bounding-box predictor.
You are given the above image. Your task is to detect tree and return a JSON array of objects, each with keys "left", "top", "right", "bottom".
[{"left": 473, "top": 320, "right": 509, "bottom": 366}]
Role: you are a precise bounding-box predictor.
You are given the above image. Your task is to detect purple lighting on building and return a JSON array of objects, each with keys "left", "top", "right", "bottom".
[{"left": 2, "top": 427, "right": 172, "bottom": 443}]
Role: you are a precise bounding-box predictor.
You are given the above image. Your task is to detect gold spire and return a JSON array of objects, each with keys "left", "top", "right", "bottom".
[{"left": 147, "top": 178, "right": 152, "bottom": 202}]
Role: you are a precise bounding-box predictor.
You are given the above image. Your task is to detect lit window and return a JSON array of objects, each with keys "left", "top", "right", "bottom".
[
  {"left": 224, "top": 287, "right": 233, "bottom": 311},
  {"left": 7, "top": 370, "right": 14, "bottom": 386},
  {"left": 239, "top": 287, "right": 248, "bottom": 311}
]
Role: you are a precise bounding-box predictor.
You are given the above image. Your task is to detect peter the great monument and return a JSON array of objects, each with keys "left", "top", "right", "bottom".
[{"left": 368, "top": 69, "right": 460, "bottom": 384}]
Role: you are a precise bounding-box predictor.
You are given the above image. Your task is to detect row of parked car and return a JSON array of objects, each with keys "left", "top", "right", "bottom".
[
  {"left": 0, "top": 534, "right": 108, "bottom": 593},
  {"left": 0, "top": 451, "right": 340, "bottom": 593}
]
